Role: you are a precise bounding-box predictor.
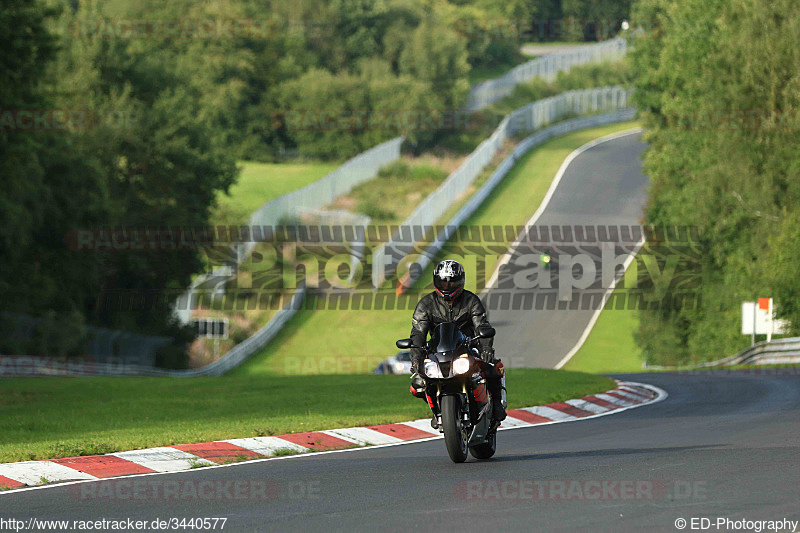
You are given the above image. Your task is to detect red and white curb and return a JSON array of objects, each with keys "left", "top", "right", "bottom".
[{"left": 0, "top": 380, "right": 665, "bottom": 491}]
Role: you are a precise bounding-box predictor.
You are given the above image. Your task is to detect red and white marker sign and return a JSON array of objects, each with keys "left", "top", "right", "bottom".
[{"left": 741, "top": 298, "right": 790, "bottom": 342}]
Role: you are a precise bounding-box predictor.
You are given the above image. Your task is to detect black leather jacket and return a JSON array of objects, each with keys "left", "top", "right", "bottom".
[{"left": 409, "top": 290, "right": 493, "bottom": 368}]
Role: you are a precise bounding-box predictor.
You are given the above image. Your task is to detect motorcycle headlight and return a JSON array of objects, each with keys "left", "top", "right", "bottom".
[
  {"left": 424, "top": 361, "right": 443, "bottom": 379},
  {"left": 453, "top": 357, "right": 471, "bottom": 375}
]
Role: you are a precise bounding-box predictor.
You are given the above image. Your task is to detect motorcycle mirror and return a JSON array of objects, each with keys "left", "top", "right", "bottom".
[
  {"left": 478, "top": 327, "right": 496, "bottom": 339},
  {"left": 396, "top": 338, "right": 414, "bottom": 349}
]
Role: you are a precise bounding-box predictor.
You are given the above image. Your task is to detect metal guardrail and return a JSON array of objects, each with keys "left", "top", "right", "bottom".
[
  {"left": 1, "top": 312, "right": 172, "bottom": 368},
  {"left": 642, "top": 336, "right": 800, "bottom": 370},
  {"left": 372, "top": 86, "right": 634, "bottom": 288},
  {"left": 466, "top": 38, "right": 627, "bottom": 111},
  {"left": 238, "top": 137, "right": 404, "bottom": 262},
  {"left": 718, "top": 337, "right": 800, "bottom": 366}
]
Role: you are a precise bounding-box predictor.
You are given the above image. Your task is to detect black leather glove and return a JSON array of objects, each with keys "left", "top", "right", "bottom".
[
  {"left": 410, "top": 372, "right": 426, "bottom": 398},
  {"left": 480, "top": 345, "right": 496, "bottom": 363},
  {"left": 410, "top": 348, "right": 425, "bottom": 374}
]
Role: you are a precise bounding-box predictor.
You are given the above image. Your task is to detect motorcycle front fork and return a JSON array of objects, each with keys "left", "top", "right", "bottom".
[{"left": 428, "top": 384, "right": 471, "bottom": 426}]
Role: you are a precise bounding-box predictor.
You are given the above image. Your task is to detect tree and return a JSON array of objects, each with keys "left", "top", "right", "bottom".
[{"left": 631, "top": 0, "right": 800, "bottom": 363}]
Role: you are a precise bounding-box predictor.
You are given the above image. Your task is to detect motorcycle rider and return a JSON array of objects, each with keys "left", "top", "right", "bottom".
[{"left": 409, "top": 259, "right": 507, "bottom": 422}]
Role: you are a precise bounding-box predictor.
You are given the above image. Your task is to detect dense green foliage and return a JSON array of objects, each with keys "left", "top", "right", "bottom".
[
  {"left": 414, "top": 58, "right": 631, "bottom": 155},
  {"left": 631, "top": 0, "right": 800, "bottom": 364},
  {"left": 2, "top": 1, "right": 242, "bottom": 365},
  {"left": 1, "top": 0, "right": 631, "bottom": 366}
]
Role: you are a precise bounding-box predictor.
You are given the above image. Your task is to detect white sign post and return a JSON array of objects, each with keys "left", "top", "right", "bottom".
[{"left": 741, "top": 298, "right": 790, "bottom": 345}]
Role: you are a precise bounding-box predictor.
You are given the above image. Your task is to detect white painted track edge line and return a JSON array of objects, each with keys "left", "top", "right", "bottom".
[
  {"left": 547, "top": 129, "right": 646, "bottom": 370},
  {"left": 470, "top": 126, "right": 646, "bottom": 371},
  {"left": 0, "top": 381, "right": 665, "bottom": 495},
  {"left": 552, "top": 235, "right": 645, "bottom": 370},
  {"left": 480, "top": 127, "right": 644, "bottom": 299}
]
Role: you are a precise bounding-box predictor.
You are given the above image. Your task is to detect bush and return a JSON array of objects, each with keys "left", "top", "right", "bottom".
[
  {"left": 358, "top": 200, "right": 396, "bottom": 221},
  {"left": 378, "top": 161, "right": 411, "bottom": 179}
]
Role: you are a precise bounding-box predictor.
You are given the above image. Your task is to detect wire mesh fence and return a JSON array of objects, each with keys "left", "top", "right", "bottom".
[
  {"left": 466, "top": 38, "right": 627, "bottom": 111},
  {"left": 175, "top": 137, "right": 403, "bottom": 325}
]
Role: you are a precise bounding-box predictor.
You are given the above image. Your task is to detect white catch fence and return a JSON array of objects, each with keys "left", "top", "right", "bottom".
[
  {"left": 164, "top": 39, "right": 631, "bottom": 375},
  {"left": 466, "top": 38, "right": 627, "bottom": 111},
  {"left": 175, "top": 137, "right": 403, "bottom": 325}
]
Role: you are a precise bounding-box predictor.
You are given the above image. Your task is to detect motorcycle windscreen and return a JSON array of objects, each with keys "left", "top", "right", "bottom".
[{"left": 433, "top": 322, "right": 464, "bottom": 353}]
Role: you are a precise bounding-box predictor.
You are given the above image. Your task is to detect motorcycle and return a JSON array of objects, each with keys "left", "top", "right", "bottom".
[{"left": 396, "top": 323, "right": 503, "bottom": 463}]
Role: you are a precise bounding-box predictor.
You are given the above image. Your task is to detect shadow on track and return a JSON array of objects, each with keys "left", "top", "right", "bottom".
[{"left": 488, "top": 444, "right": 724, "bottom": 463}]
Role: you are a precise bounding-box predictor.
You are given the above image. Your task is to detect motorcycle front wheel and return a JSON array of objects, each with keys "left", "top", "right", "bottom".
[{"left": 441, "top": 395, "right": 469, "bottom": 463}]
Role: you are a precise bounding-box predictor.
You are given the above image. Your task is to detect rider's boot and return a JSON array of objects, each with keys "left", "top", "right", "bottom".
[{"left": 487, "top": 377, "right": 507, "bottom": 421}]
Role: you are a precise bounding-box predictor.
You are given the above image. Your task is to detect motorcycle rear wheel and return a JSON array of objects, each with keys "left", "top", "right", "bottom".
[
  {"left": 441, "top": 395, "right": 468, "bottom": 463},
  {"left": 469, "top": 431, "right": 496, "bottom": 460}
]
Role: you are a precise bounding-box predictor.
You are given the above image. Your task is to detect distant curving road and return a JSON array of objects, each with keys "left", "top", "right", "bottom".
[{"left": 489, "top": 130, "right": 648, "bottom": 368}]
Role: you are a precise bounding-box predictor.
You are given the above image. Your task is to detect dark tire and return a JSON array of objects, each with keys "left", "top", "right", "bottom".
[
  {"left": 441, "top": 395, "right": 468, "bottom": 463},
  {"left": 469, "top": 431, "right": 496, "bottom": 460}
]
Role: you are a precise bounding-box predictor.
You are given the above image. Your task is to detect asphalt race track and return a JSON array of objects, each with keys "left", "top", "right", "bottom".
[
  {"left": 3, "top": 372, "right": 799, "bottom": 531},
  {"left": 4, "top": 132, "right": 798, "bottom": 532},
  {"left": 490, "top": 130, "right": 648, "bottom": 368}
]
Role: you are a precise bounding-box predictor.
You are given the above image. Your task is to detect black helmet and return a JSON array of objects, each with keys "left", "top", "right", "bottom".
[{"left": 433, "top": 260, "right": 465, "bottom": 302}]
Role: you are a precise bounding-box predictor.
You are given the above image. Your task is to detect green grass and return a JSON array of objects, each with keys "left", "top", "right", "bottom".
[
  {"left": 332, "top": 159, "right": 449, "bottom": 225},
  {"left": 213, "top": 161, "right": 337, "bottom": 226},
  {"left": 562, "top": 284, "right": 645, "bottom": 374},
  {"left": 234, "top": 121, "right": 641, "bottom": 376},
  {"left": 0, "top": 370, "right": 613, "bottom": 463}
]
